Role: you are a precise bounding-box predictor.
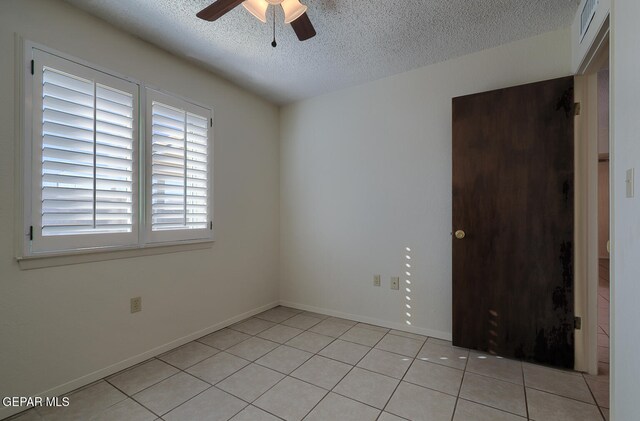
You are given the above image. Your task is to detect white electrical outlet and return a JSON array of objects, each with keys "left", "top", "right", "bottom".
[
  {"left": 373, "top": 275, "right": 381, "bottom": 287},
  {"left": 390, "top": 277, "right": 400, "bottom": 290},
  {"left": 130, "top": 297, "right": 142, "bottom": 313}
]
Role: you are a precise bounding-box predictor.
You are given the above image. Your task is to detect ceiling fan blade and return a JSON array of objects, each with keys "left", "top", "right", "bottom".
[
  {"left": 290, "top": 12, "right": 316, "bottom": 41},
  {"left": 197, "top": 0, "right": 245, "bottom": 21}
]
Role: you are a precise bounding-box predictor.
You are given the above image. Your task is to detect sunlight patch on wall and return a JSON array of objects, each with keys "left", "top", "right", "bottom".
[{"left": 404, "top": 246, "right": 412, "bottom": 326}]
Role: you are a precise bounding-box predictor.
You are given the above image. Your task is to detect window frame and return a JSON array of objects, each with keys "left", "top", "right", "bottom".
[
  {"left": 144, "top": 88, "right": 214, "bottom": 245},
  {"left": 28, "top": 48, "right": 141, "bottom": 255},
  {"left": 19, "top": 40, "right": 215, "bottom": 260}
]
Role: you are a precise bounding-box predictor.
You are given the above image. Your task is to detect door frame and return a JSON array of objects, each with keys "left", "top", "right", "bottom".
[{"left": 574, "top": 21, "right": 610, "bottom": 375}]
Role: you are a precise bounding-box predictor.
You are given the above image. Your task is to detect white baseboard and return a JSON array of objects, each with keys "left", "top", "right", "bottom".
[
  {"left": 0, "top": 301, "right": 279, "bottom": 421},
  {"left": 279, "top": 300, "right": 452, "bottom": 342}
]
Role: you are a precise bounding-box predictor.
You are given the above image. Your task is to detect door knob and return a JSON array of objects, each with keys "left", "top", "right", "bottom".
[{"left": 455, "top": 230, "right": 466, "bottom": 240}]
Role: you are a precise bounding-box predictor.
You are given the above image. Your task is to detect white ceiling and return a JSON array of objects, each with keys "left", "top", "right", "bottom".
[{"left": 63, "top": 0, "right": 579, "bottom": 105}]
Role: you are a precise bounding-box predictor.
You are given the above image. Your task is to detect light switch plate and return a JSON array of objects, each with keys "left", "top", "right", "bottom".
[
  {"left": 373, "top": 275, "right": 381, "bottom": 287},
  {"left": 390, "top": 277, "right": 400, "bottom": 290},
  {"left": 626, "top": 168, "right": 635, "bottom": 198}
]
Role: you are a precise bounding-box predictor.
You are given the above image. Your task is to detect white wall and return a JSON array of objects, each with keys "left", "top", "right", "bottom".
[
  {"left": 0, "top": 0, "right": 280, "bottom": 417},
  {"left": 610, "top": 0, "right": 640, "bottom": 418},
  {"left": 280, "top": 29, "right": 572, "bottom": 338}
]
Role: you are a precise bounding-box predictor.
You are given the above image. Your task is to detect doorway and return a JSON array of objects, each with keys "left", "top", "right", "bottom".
[
  {"left": 573, "top": 27, "right": 610, "bottom": 414},
  {"left": 596, "top": 66, "right": 610, "bottom": 377}
]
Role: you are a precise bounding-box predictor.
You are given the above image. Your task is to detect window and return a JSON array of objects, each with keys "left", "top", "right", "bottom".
[
  {"left": 23, "top": 45, "right": 213, "bottom": 258},
  {"left": 28, "top": 49, "right": 139, "bottom": 254},
  {"left": 145, "top": 90, "right": 213, "bottom": 243}
]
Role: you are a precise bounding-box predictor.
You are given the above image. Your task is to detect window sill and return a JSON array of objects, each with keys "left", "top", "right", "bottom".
[{"left": 16, "top": 240, "right": 214, "bottom": 270}]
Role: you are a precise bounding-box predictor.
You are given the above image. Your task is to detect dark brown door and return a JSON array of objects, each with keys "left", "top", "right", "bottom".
[{"left": 452, "top": 77, "right": 575, "bottom": 368}]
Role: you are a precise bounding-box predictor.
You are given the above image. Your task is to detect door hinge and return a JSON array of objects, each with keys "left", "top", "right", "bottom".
[
  {"left": 210, "top": 118, "right": 213, "bottom": 127},
  {"left": 209, "top": 221, "right": 213, "bottom": 230},
  {"left": 574, "top": 102, "right": 581, "bottom": 116},
  {"left": 30, "top": 60, "right": 34, "bottom": 75},
  {"left": 28, "top": 225, "right": 33, "bottom": 241},
  {"left": 574, "top": 316, "right": 582, "bottom": 330}
]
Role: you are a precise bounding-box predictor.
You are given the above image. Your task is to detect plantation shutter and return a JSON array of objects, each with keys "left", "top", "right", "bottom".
[
  {"left": 95, "top": 85, "right": 135, "bottom": 232},
  {"left": 147, "top": 89, "right": 212, "bottom": 243},
  {"left": 41, "top": 68, "right": 96, "bottom": 236},
  {"left": 150, "top": 102, "right": 186, "bottom": 230},
  {"left": 31, "top": 50, "right": 139, "bottom": 253}
]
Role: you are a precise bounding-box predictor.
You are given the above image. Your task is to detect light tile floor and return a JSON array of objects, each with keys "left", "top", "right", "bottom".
[
  {"left": 9, "top": 306, "right": 610, "bottom": 421},
  {"left": 590, "top": 259, "right": 611, "bottom": 419}
]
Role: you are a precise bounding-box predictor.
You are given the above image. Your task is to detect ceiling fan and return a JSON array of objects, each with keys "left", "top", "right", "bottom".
[{"left": 196, "top": 0, "right": 316, "bottom": 42}]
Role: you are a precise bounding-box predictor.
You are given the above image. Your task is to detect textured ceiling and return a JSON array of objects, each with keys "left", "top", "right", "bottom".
[{"left": 63, "top": 0, "right": 579, "bottom": 104}]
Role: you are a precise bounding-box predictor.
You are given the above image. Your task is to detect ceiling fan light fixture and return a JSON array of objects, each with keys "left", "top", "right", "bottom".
[
  {"left": 197, "top": 0, "right": 315, "bottom": 42},
  {"left": 242, "top": 0, "right": 268, "bottom": 23},
  {"left": 281, "top": 0, "right": 307, "bottom": 24}
]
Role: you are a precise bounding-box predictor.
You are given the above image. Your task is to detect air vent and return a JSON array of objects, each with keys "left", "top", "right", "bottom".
[{"left": 580, "top": 0, "right": 599, "bottom": 42}]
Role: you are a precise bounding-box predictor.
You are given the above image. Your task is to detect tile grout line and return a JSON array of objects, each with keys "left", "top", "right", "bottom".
[
  {"left": 458, "top": 356, "right": 538, "bottom": 419},
  {"left": 157, "top": 347, "right": 222, "bottom": 372},
  {"left": 184, "top": 351, "right": 252, "bottom": 386},
  {"left": 112, "top": 372, "right": 186, "bottom": 418},
  {"left": 463, "top": 366, "right": 526, "bottom": 387},
  {"left": 153, "top": 384, "right": 218, "bottom": 419},
  {"left": 524, "top": 383, "right": 605, "bottom": 407},
  {"left": 210, "top": 382, "right": 287, "bottom": 419},
  {"left": 303, "top": 323, "right": 401, "bottom": 418},
  {"left": 38, "top": 379, "right": 132, "bottom": 421},
  {"left": 299, "top": 325, "right": 397, "bottom": 419},
  {"left": 450, "top": 337, "right": 472, "bottom": 421},
  {"left": 455, "top": 396, "right": 532, "bottom": 419},
  {"left": 123, "top": 360, "right": 251, "bottom": 418},
  {"left": 521, "top": 358, "right": 530, "bottom": 420},
  {"left": 202, "top": 309, "right": 345, "bottom": 419},
  {"left": 583, "top": 372, "right": 609, "bottom": 421},
  {"left": 105, "top": 358, "right": 182, "bottom": 396},
  {"left": 168, "top": 307, "right": 304, "bottom": 420},
  {"left": 188, "top": 310, "right": 355, "bottom": 412},
  {"left": 379, "top": 335, "right": 427, "bottom": 419}
]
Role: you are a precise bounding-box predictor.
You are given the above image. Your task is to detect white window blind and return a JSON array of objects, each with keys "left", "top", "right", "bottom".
[
  {"left": 42, "top": 68, "right": 135, "bottom": 235},
  {"left": 146, "top": 89, "right": 212, "bottom": 243},
  {"left": 29, "top": 49, "right": 139, "bottom": 254}
]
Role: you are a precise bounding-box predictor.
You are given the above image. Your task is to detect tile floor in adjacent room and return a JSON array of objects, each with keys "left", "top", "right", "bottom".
[
  {"left": 9, "top": 306, "right": 610, "bottom": 421},
  {"left": 588, "top": 258, "right": 611, "bottom": 417}
]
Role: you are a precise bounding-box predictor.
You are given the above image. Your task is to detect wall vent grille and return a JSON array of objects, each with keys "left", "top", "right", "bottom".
[{"left": 580, "top": 0, "right": 599, "bottom": 42}]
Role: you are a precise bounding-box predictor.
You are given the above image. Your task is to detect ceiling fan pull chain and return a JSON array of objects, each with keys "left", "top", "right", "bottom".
[{"left": 271, "top": 6, "right": 277, "bottom": 48}]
